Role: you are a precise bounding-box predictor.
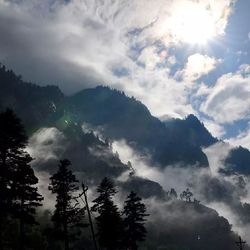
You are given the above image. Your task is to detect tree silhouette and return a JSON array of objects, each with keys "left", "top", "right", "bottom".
[
  {"left": 169, "top": 188, "right": 178, "bottom": 200},
  {"left": 0, "top": 109, "right": 43, "bottom": 250},
  {"left": 49, "top": 159, "right": 85, "bottom": 250},
  {"left": 11, "top": 153, "right": 43, "bottom": 250},
  {"left": 128, "top": 161, "right": 136, "bottom": 177},
  {"left": 180, "top": 188, "right": 193, "bottom": 202},
  {"left": 91, "top": 177, "right": 124, "bottom": 250},
  {"left": 123, "top": 191, "right": 149, "bottom": 250}
]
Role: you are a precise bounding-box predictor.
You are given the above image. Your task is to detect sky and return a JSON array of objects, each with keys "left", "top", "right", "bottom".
[{"left": 0, "top": 0, "right": 250, "bottom": 147}]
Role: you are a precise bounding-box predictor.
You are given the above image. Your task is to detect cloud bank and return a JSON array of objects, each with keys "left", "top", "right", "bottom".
[
  {"left": 0, "top": 0, "right": 236, "bottom": 120},
  {"left": 112, "top": 139, "right": 250, "bottom": 243},
  {"left": 200, "top": 66, "right": 250, "bottom": 124}
]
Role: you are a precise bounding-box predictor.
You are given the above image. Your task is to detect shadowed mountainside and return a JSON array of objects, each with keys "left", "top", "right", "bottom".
[
  {"left": 68, "top": 86, "right": 209, "bottom": 167},
  {"left": 145, "top": 200, "right": 249, "bottom": 250},
  {"left": 1, "top": 64, "right": 250, "bottom": 175},
  {"left": 1, "top": 64, "right": 250, "bottom": 249},
  {"left": 0, "top": 65, "right": 65, "bottom": 131},
  {"left": 163, "top": 114, "right": 218, "bottom": 148}
]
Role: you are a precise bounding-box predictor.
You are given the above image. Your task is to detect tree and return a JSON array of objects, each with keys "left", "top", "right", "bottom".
[
  {"left": 123, "top": 191, "right": 149, "bottom": 250},
  {"left": 11, "top": 153, "right": 43, "bottom": 250},
  {"left": 49, "top": 159, "right": 85, "bottom": 250},
  {"left": 0, "top": 109, "right": 43, "bottom": 250},
  {"left": 128, "top": 161, "right": 136, "bottom": 177},
  {"left": 169, "top": 188, "right": 178, "bottom": 200},
  {"left": 91, "top": 177, "right": 124, "bottom": 250},
  {"left": 180, "top": 188, "right": 193, "bottom": 202}
]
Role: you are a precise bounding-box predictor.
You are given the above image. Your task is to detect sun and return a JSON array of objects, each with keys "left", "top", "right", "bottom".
[{"left": 169, "top": 2, "right": 217, "bottom": 45}]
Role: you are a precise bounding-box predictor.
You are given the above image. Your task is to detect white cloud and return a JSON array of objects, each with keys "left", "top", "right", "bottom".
[
  {"left": 239, "top": 64, "right": 250, "bottom": 75},
  {"left": 177, "top": 53, "right": 220, "bottom": 82},
  {"left": 203, "top": 141, "right": 233, "bottom": 175},
  {"left": 207, "top": 201, "right": 250, "bottom": 243},
  {"left": 137, "top": 46, "right": 165, "bottom": 70},
  {"left": 112, "top": 139, "right": 159, "bottom": 183},
  {"left": 111, "top": 117, "right": 250, "bottom": 247},
  {"left": 167, "top": 55, "right": 176, "bottom": 65},
  {"left": 112, "top": 139, "right": 208, "bottom": 193},
  {"left": 35, "top": 170, "right": 56, "bottom": 210},
  {"left": 119, "top": 66, "right": 195, "bottom": 118},
  {"left": 226, "top": 125, "right": 250, "bottom": 150},
  {"left": 113, "top": 139, "right": 250, "bottom": 244},
  {"left": 27, "top": 127, "right": 66, "bottom": 163},
  {"left": 200, "top": 66, "right": 250, "bottom": 124},
  {"left": 203, "top": 119, "right": 226, "bottom": 138},
  {"left": 195, "top": 82, "right": 211, "bottom": 97},
  {"left": 0, "top": 0, "right": 236, "bottom": 119}
]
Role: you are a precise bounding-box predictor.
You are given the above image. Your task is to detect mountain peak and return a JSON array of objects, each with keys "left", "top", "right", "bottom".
[
  {"left": 164, "top": 114, "right": 218, "bottom": 148},
  {"left": 186, "top": 114, "right": 201, "bottom": 123}
]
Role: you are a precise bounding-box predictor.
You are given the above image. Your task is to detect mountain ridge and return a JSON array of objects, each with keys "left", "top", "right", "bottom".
[
  {"left": 1, "top": 64, "right": 250, "bottom": 249},
  {"left": 1, "top": 64, "right": 250, "bottom": 175}
]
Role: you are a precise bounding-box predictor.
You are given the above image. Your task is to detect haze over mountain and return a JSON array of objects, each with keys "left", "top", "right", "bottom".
[
  {"left": 1, "top": 64, "right": 250, "bottom": 175},
  {"left": 1, "top": 64, "right": 250, "bottom": 249},
  {"left": 1, "top": 0, "right": 250, "bottom": 249}
]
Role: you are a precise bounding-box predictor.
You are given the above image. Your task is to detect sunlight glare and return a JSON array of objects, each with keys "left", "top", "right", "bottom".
[{"left": 170, "top": 2, "right": 217, "bottom": 45}]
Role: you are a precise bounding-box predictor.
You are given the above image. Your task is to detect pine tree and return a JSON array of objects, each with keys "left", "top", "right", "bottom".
[
  {"left": 49, "top": 159, "right": 85, "bottom": 250},
  {"left": 91, "top": 177, "right": 124, "bottom": 250},
  {"left": 180, "top": 188, "right": 193, "bottom": 202},
  {"left": 169, "top": 188, "right": 178, "bottom": 200},
  {"left": 0, "top": 109, "right": 43, "bottom": 250},
  {"left": 123, "top": 191, "right": 149, "bottom": 250},
  {"left": 11, "top": 153, "right": 43, "bottom": 250}
]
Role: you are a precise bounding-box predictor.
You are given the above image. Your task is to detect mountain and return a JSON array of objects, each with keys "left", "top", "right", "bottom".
[
  {"left": 1, "top": 64, "right": 250, "bottom": 175},
  {"left": 1, "top": 64, "right": 250, "bottom": 249},
  {"left": 68, "top": 86, "right": 209, "bottom": 167},
  {"left": 0, "top": 65, "right": 209, "bottom": 167},
  {"left": 146, "top": 200, "right": 248, "bottom": 250},
  {"left": 0, "top": 65, "right": 65, "bottom": 132},
  {"left": 224, "top": 146, "right": 250, "bottom": 175},
  {"left": 164, "top": 114, "right": 218, "bottom": 148}
]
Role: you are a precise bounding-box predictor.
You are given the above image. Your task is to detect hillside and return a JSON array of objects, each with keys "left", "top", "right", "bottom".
[
  {"left": 164, "top": 114, "right": 218, "bottom": 148},
  {"left": 146, "top": 200, "right": 248, "bottom": 250},
  {"left": 1, "top": 64, "right": 250, "bottom": 249},
  {"left": 0, "top": 65, "right": 65, "bottom": 131},
  {"left": 69, "top": 86, "right": 209, "bottom": 167},
  {"left": 1, "top": 64, "right": 250, "bottom": 175}
]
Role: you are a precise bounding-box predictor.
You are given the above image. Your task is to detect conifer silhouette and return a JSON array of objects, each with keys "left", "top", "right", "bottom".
[
  {"left": 123, "top": 191, "right": 149, "bottom": 250},
  {"left": 11, "top": 153, "right": 43, "bottom": 250},
  {"left": 169, "top": 188, "right": 178, "bottom": 200},
  {"left": 0, "top": 109, "right": 43, "bottom": 250},
  {"left": 180, "top": 188, "right": 193, "bottom": 202},
  {"left": 91, "top": 177, "right": 124, "bottom": 250},
  {"left": 49, "top": 159, "right": 85, "bottom": 250}
]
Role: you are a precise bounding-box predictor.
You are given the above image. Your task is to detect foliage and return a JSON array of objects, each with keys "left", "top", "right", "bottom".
[
  {"left": 0, "top": 109, "right": 43, "bottom": 250},
  {"left": 49, "top": 159, "right": 85, "bottom": 250},
  {"left": 169, "top": 189, "right": 178, "bottom": 200},
  {"left": 180, "top": 188, "right": 193, "bottom": 202},
  {"left": 123, "top": 191, "right": 149, "bottom": 250},
  {"left": 91, "top": 177, "right": 124, "bottom": 250}
]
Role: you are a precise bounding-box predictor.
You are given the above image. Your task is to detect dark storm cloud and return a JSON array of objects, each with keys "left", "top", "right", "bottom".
[
  {"left": 0, "top": 0, "right": 235, "bottom": 120},
  {"left": 0, "top": 1, "right": 106, "bottom": 94}
]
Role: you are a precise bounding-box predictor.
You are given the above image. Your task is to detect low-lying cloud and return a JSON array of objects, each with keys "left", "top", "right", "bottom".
[
  {"left": 27, "top": 127, "right": 66, "bottom": 164},
  {"left": 112, "top": 139, "right": 250, "bottom": 243}
]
